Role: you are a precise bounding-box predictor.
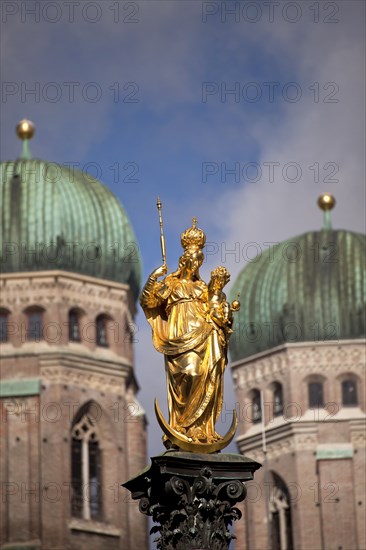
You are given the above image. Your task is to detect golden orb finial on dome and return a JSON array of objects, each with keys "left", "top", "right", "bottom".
[
  {"left": 318, "top": 193, "right": 336, "bottom": 231},
  {"left": 16, "top": 119, "right": 35, "bottom": 141},
  {"left": 317, "top": 192, "right": 336, "bottom": 212}
]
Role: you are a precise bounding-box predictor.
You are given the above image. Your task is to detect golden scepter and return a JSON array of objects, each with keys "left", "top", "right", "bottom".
[{"left": 156, "top": 197, "right": 167, "bottom": 266}]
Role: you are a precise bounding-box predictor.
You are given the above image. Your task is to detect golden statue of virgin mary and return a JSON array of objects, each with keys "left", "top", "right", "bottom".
[{"left": 140, "top": 217, "right": 239, "bottom": 453}]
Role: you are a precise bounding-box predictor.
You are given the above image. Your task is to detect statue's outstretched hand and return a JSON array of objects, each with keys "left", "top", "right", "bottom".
[{"left": 151, "top": 264, "right": 168, "bottom": 279}]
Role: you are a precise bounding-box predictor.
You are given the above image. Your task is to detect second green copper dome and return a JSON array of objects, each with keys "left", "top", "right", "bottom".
[{"left": 229, "top": 229, "right": 366, "bottom": 361}]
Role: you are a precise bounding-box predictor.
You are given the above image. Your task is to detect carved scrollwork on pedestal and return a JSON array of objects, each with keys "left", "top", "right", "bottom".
[{"left": 139, "top": 466, "right": 246, "bottom": 550}]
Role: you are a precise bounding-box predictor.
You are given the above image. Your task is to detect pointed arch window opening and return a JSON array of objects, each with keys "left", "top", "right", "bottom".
[
  {"left": 342, "top": 379, "right": 358, "bottom": 406},
  {"left": 273, "top": 383, "right": 284, "bottom": 417},
  {"left": 252, "top": 390, "right": 262, "bottom": 424},
  {"left": 27, "top": 309, "right": 43, "bottom": 341},
  {"left": 0, "top": 311, "right": 9, "bottom": 342},
  {"left": 96, "top": 316, "right": 108, "bottom": 347},
  {"left": 269, "top": 481, "right": 293, "bottom": 550},
  {"left": 69, "top": 310, "right": 81, "bottom": 342},
  {"left": 308, "top": 381, "right": 324, "bottom": 409},
  {"left": 71, "top": 412, "right": 102, "bottom": 521}
]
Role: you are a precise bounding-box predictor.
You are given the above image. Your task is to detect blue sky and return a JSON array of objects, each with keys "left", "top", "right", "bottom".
[{"left": 2, "top": 1, "right": 365, "bottom": 460}]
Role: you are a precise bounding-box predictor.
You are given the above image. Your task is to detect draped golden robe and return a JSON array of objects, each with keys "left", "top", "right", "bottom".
[{"left": 140, "top": 273, "right": 227, "bottom": 443}]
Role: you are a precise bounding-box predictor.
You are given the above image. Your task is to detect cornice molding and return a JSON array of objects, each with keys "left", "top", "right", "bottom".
[
  {"left": 232, "top": 341, "right": 366, "bottom": 389},
  {"left": 237, "top": 418, "right": 318, "bottom": 459},
  {"left": 41, "top": 365, "right": 127, "bottom": 395},
  {"left": 0, "top": 269, "right": 130, "bottom": 291},
  {"left": 1, "top": 346, "right": 132, "bottom": 370}
]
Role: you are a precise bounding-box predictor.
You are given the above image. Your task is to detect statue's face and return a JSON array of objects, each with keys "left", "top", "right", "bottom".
[
  {"left": 180, "top": 250, "right": 204, "bottom": 274},
  {"left": 213, "top": 277, "right": 224, "bottom": 290},
  {"left": 193, "top": 251, "right": 204, "bottom": 271},
  {"left": 211, "top": 270, "right": 230, "bottom": 290}
]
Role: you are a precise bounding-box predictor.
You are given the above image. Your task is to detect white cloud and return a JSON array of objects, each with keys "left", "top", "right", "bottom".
[{"left": 205, "top": 1, "right": 365, "bottom": 281}]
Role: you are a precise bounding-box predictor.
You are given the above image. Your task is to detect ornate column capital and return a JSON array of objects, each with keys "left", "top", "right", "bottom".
[{"left": 123, "top": 450, "right": 261, "bottom": 549}]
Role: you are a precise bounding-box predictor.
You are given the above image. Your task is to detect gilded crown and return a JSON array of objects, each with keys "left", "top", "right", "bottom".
[{"left": 181, "top": 218, "right": 206, "bottom": 251}]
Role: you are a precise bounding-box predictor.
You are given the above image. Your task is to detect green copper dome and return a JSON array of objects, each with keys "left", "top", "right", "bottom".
[
  {"left": 229, "top": 229, "right": 366, "bottom": 361},
  {"left": 0, "top": 155, "right": 141, "bottom": 300}
]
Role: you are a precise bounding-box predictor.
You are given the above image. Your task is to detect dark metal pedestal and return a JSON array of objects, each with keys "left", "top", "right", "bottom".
[{"left": 123, "top": 450, "right": 261, "bottom": 549}]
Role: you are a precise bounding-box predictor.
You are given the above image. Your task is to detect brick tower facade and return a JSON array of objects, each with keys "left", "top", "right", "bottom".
[
  {"left": 229, "top": 197, "right": 365, "bottom": 550},
  {"left": 0, "top": 121, "right": 148, "bottom": 550},
  {"left": 231, "top": 340, "right": 365, "bottom": 550}
]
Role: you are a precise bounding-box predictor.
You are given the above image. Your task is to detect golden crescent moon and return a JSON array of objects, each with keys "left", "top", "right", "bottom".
[{"left": 154, "top": 398, "right": 238, "bottom": 454}]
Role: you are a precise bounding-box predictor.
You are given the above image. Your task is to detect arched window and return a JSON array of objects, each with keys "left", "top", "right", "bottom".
[
  {"left": 308, "top": 382, "right": 324, "bottom": 408},
  {"left": 71, "top": 403, "right": 102, "bottom": 521},
  {"left": 25, "top": 307, "right": 44, "bottom": 341},
  {"left": 0, "top": 309, "right": 9, "bottom": 342},
  {"left": 251, "top": 389, "right": 262, "bottom": 424},
  {"left": 96, "top": 315, "right": 108, "bottom": 347},
  {"left": 69, "top": 309, "right": 81, "bottom": 342},
  {"left": 273, "top": 382, "right": 284, "bottom": 417},
  {"left": 270, "top": 472, "right": 293, "bottom": 550},
  {"left": 342, "top": 379, "right": 358, "bottom": 406}
]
